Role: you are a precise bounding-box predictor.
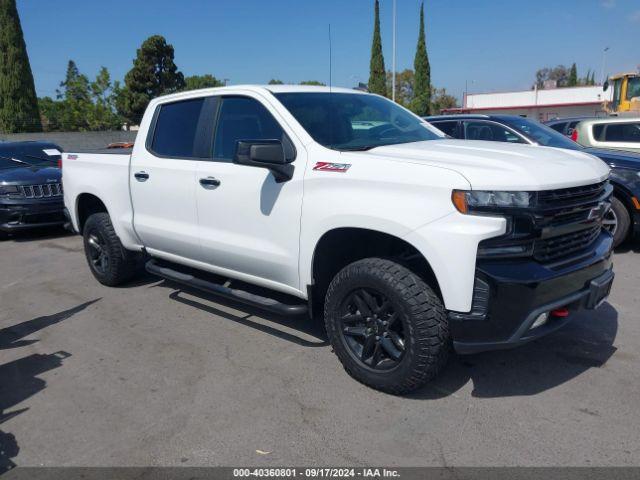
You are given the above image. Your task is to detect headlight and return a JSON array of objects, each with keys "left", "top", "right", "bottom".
[
  {"left": 452, "top": 190, "right": 532, "bottom": 214},
  {"left": 0, "top": 185, "right": 20, "bottom": 196}
]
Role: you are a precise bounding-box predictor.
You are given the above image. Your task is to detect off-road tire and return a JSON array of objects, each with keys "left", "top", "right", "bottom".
[
  {"left": 324, "top": 258, "right": 450, "bottom": 395},
  {"left": 82, "top": 212, "right": 141, "bottom": 286}
]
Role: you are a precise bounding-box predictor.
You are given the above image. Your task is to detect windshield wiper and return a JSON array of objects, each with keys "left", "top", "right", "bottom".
[{"left": 340, "top": 145, "right": 379, "bottom": 151}]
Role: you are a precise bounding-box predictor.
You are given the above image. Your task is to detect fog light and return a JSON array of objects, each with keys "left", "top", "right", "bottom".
[{"left": 530, "top": 313, "right": 549, "bottom": 330}]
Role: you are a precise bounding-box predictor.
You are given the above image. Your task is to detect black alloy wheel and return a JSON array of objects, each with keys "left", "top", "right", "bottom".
[
  {"left": 339, "top": 288, "right": 405, "bottom": 370},
  {"left": 87, "top": 231, "right": 109, "bottom": 275}
]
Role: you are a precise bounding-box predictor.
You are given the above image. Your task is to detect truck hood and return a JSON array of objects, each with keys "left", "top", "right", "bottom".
[{"left": 366, "top": 139, "right": 610, "bottom": 191}]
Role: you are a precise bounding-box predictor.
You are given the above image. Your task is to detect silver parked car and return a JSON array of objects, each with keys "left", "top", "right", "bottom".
[{"left": 571, "top": 117, "right": 640, "bottom": 154}]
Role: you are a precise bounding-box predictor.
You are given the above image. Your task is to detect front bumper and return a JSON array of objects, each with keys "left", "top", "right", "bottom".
[
  {"left": 451, "top": 231, "right": 614, "bottom": 354},
  {"left": 0, "top": 199, "right": 65, "bottom": 233}
]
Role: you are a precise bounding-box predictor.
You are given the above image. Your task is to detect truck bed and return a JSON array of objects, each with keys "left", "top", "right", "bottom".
[{"left": 62, "top": 151, "right": 139, "bottom": 249}]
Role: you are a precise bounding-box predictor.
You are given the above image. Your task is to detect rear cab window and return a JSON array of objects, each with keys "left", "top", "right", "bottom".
[{"left": 148, "top": 97, "right": 216, "bottom": 159}]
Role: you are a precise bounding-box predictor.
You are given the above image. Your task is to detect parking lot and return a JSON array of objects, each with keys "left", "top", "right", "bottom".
[{"left": 1, "top": 230, "right": 639, "bottom": 468}]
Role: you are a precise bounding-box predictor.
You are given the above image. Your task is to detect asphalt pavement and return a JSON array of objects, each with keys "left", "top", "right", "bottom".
[{"left": 1, "top": 229, "right": 639, "bottom": 468}]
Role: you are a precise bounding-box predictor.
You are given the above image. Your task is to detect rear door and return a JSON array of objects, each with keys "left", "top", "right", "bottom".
[
  {"left": 194, "top": 94, "right": 305, "bottom": 293},
  {"left": 130, "top": 96, "right": 216, "bottom": 259}
]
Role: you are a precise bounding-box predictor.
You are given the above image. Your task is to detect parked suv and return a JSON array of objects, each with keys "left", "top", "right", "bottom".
[
  {"left": 62, "top": 86, "right": 613, "bottom": 394},
  {"left": 0, "top": 141, "right": 65, "bottom": 239},
  {"left": 545, "top": 116, "right": 595, "bottom": 138},
  {"left": 571, "top": 117, "right": 640, "bottom": 154},
  {"left": 427, "top": 114, "right": 640, "bottom": 247}
]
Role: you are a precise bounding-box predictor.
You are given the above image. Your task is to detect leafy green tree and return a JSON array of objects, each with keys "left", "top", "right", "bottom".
[
  {"left": 117, "top": 35, "right": 185, "bottom": 126},
  {"left": 0, "top": 0, "right": 41, "bottom": 132},
  {"left": 299, "top": 80, "right": 326, "bottom": 86},
  {"left": 88, "top": 67, "right": 123, "bottom": 130},
  {"left": 535, "top": 65, "right": 569, "bottom": 88},
  {"left": 183, "top": 74, "right": 224, "bottom": 91},
  {"left": 39, "top": 63, "right": 121, "bottom": 132},
  {"left": 568, "top": 63, "right": 578, "bottom": 87},
  {"left": 386, "top": 69, "right": 414, "bottom": 107},
  {"left": 54, "top": 60, "right": 92, "bottom": 131},
  {"left": 431, "top": 87, "right": 457, "bottom": 113},
  {"left": 368, "top": 0, "right": 387, "bottom": 96},
  {"left": 410, "top": 3, "right": 431, "bottom": 115},
  {"left": 268, "top": 79, "right": 284, "bottom": 85}
]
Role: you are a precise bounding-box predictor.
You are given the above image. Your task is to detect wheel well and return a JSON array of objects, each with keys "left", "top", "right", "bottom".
[
  {"left": 611, "top": 183, "right": 634, "bottom": 214},
  {"left": 76, "top": 194, "right": 108, "bottom": 233},
  {"left": 310, "top": 228, "right": 441, "bottom": 312}
]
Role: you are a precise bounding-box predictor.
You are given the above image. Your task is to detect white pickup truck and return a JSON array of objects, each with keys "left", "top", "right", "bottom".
[{"left": 63, "top": 85, "right": 614, "bottom": 394}]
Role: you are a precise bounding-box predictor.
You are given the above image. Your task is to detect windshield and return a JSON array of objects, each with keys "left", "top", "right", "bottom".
[
  {"left": 274, "top": 92, "right": 442, "bottom": 151},
  {"left": 500, "top": 117, "right": 581, "bottom": 150}
]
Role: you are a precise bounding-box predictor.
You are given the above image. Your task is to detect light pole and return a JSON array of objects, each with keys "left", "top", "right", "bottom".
[
  {"left": 392, "top": 0, "right": 397, "bottom": 102},
  {"left": 600, "top": 47, "right": 610, "bottom": 85}
]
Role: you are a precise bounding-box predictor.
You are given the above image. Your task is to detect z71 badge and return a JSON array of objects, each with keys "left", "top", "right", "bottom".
[{"left": 313, "top": 162, "right": 351, "bottom": 172}]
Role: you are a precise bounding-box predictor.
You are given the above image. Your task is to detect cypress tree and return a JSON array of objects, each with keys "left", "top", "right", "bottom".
[
  {"left": 117, "top": 35, "right": 185, "bottom": 125},
  {"left": 368, "top": 0, "right": 387, "bottom": 96},
  {"left": 0, "top": 0, "right": 41, "bottom": 132},
  {"left": 568, "top": 63, "right": 578, "bottom": 87},
  {"left": 411, "top": 3, "right": 431, "bottom": 116}
]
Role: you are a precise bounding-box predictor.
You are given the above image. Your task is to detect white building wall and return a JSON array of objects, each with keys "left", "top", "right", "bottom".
[{"left": 461, "top": 86, "right": 611, "bottom": 120}]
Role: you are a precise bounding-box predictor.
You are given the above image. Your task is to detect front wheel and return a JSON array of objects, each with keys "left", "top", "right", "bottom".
[
  {"left": 83, "top": 212, "right": 141, "bottom": 286},
  {"left": 324, "top": 258, "right": 450, "bottom": 395},
  {"left": 603, "top": 196, "right": 631, "bottom": 248}
]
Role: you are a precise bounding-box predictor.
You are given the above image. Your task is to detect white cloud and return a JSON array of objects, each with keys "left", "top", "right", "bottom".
[{"left": 601, "top": 0, "right": 616, "bottom": 8}]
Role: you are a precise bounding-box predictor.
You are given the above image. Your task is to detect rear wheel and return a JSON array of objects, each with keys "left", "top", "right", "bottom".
[
  {"left": 83, "top": 212, "right": 141, "bottom": 286},
  {"left": 324, "top": 258, "right": 450, "bottom": 395},
  {"left": 603, "top": 196, "right": 630, "bottom": 248}
]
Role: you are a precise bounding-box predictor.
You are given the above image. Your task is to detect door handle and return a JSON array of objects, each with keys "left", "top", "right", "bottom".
[
  {"left": 134, "top": 171, "right": 149, "bottom": 181},
  {"left": 199, "top": 177, "right": 221, "bottom": 188}
]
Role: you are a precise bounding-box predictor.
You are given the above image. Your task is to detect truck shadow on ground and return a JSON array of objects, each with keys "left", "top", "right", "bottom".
[
  {"left": 0, "top": 299, "right": 98, "bottom": 474},
  {"left": 160, "top": 281, "right": 328, "bottom": 347},
  {"left": 155, "top": 277, "right": 619, "bottom": 399},
  {"left": 412, "top": 302, "right": 619, "bottom": 399}
]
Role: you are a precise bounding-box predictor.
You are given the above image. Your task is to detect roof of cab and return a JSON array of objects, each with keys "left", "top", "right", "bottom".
[{"left": 153, "top": 84, "right": 366, "bottom": 103}]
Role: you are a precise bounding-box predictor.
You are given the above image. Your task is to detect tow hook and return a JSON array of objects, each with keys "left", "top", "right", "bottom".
[{"left": 550, "top": 308, "right": 570, "bottom": 318}]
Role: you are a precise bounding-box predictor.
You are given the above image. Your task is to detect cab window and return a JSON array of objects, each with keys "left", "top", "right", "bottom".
[
  {"left": 150, "top": 98, "right": 211, "bottom": 158},
  {"left": 213, "top": 96, "right": 289, "bottom": 161}
]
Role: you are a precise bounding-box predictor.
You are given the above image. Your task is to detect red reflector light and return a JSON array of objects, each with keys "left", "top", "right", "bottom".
[
  {"left": 550, "top": 308, "right": 569, "bottom": 318},
  {"left": 570, "top": 129, "right": 578, "bottom": 142},
  {"left": 57, "top": 158, "right": 62, "bottom": 169}
]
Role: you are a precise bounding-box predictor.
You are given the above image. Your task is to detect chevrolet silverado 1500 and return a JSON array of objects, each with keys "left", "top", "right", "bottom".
[{"left": 62, "top": 85, "right": 614, "bottom": 394}]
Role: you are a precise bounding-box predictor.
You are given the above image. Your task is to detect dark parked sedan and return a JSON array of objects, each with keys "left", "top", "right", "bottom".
[
  {"left": 425, "top": 114, "right": 640, "bottom": 247},
  {"left": 0, "top": 141, "right": 65, "bottom": 239}
]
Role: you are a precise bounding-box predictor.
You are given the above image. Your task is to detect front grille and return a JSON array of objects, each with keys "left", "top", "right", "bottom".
[
  {"left": 534, "top": 225, "right": 602, "bottom": 263},
  {"left": 19, "top": 183, "right": 63, "bottom": 199},
  {"left": 538, "top": 181, "right": 607, "bottom": 209}
]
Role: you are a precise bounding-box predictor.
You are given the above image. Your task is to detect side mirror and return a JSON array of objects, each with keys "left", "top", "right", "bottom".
[
  {"left": 234, "top": 140, "right": 294, "bottom": 182},
  {"left": 603, "top": 80, "right": 609, "bottom": 92}
]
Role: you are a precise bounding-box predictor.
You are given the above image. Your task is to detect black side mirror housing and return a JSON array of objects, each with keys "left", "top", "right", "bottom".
[{"left": 234, "top": 140, "right": 294, "bottom": 182}]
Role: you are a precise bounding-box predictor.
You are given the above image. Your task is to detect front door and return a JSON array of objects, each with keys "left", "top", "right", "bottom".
[{"left": 195, "top": 95, "right": 305, "bottom": 295}]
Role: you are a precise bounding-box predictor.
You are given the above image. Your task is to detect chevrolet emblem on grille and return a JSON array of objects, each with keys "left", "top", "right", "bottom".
[{"left": 587, "top": 202, "right": 609, "bottom": 222}]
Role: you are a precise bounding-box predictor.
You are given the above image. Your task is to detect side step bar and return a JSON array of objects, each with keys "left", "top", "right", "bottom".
[{"left": 145, "top": 259, "right": 307, "bottom": 316}]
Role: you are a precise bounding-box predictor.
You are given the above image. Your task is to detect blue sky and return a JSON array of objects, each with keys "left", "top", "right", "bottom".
[{"left": 18, "top": 0, "right": 640, "bottom": 102}]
